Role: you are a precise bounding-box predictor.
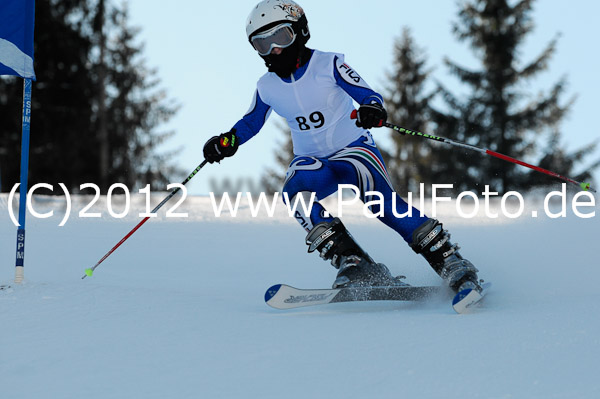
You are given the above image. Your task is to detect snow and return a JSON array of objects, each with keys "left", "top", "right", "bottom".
[{"left": 1, "top": 193, "right": 599, "bottom": 399}]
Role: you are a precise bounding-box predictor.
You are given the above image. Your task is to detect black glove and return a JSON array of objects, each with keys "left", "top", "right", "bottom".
[
  {"left": 203, "top": 129, "right": 239, "bottom": 163},
  {"left": 355, "top": 102, "right": 387, "bottom": 129}
]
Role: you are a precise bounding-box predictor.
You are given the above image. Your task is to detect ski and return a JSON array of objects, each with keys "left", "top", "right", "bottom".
[
  {"left": 264, "top": 284, "right": 443, "bottom": 310},
  {"left": 452, "top": 282, "right": 492, "bottom": 314}
]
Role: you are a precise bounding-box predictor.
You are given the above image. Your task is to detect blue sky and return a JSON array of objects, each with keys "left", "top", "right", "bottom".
[{"left": 128, "top": 0, "right": 599, "bottom": 195}]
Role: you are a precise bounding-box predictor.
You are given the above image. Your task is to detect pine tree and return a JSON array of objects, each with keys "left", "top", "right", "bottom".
[
  {"left": 0, "top": 0, "right": 96, "bottom": 192},
  {"left": 0, "top": 0, "right": 181, "bottom": 193},
  {"left": 96, "top": 2, "right": 181, "bottom": 191},
  {"left": 383, "top": 27, "right": 437, "bottom": 196},
  {"left": 430, "top": 0, "right": 597, "bottom": 193}
]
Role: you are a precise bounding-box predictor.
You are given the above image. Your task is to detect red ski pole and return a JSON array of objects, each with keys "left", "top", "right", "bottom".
[
  {"left": 81, "top": 160, "right": 208, "bottom": 279},
  {"left": 351, "top": 110, "right": 595, "bottom": 193}
]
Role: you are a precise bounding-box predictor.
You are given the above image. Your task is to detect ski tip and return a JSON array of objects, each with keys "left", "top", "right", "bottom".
[
  {"left": 265, "top": 284, "right": 282, "bottom": 303},
  {"left": 452, "top": 282, "right": 492, "bottom": 307},
  {"left": 452, "top": 282, "right": 491, "bottom": 313},
  {"left": 452, "top": 288, "right": 473, "bottom": 306}
]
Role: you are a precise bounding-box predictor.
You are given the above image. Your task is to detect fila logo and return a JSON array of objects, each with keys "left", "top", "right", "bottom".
[{"left": 339, "top": 63, "right": 361, "bottom": 83}]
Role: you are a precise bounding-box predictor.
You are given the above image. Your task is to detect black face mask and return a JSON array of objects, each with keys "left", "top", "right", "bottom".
[{"left": 261, "top": 42, "right": 310, "bottom": 79}]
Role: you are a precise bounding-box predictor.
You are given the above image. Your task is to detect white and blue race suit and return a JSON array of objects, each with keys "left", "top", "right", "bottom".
[{"left": 232, "top": 49, "right": 429, "bottom": 242}]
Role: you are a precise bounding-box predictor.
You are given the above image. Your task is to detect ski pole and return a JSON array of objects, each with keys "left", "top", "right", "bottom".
[
  {"left": 81, "top": 160, "right": 209, "bottom": 279},
  {"left": 350, "top": 110, "right": 596, "bottom": 193}
]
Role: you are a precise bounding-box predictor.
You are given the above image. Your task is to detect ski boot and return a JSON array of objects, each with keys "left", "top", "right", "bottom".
[
  {"left": 410, "top": 219, "right": 481, "bottom": 293},
  {"left": 305, "top": 218, "right": 404, "bottom": 288}
]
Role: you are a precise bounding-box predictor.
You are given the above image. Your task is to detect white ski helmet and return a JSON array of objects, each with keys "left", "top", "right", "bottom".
[{"left": 246, "top": 0, "right": 310, "bottom": 51}]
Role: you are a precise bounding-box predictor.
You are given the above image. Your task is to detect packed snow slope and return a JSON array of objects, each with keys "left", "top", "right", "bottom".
[{"left": 1, "top": 193, "right": 599, "bottom": 399}]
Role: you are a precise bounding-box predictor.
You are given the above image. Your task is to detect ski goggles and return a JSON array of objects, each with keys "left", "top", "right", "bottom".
[{"left": 250, "top": 23, "right": 296, "bottom": 56}]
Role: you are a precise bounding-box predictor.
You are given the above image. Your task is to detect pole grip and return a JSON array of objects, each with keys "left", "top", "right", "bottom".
[{"left": 350, "top": 109, "right": 358, "bottom": 120}]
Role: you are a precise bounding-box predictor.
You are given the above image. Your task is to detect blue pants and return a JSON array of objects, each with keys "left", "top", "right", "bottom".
[{"left": 282, "top": 133, "right": 429, "bottom": 243}]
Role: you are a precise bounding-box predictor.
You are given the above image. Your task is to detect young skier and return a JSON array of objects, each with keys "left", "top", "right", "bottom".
[{"left": 203, "top": 0, "right": 482, "bottom": 293}]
